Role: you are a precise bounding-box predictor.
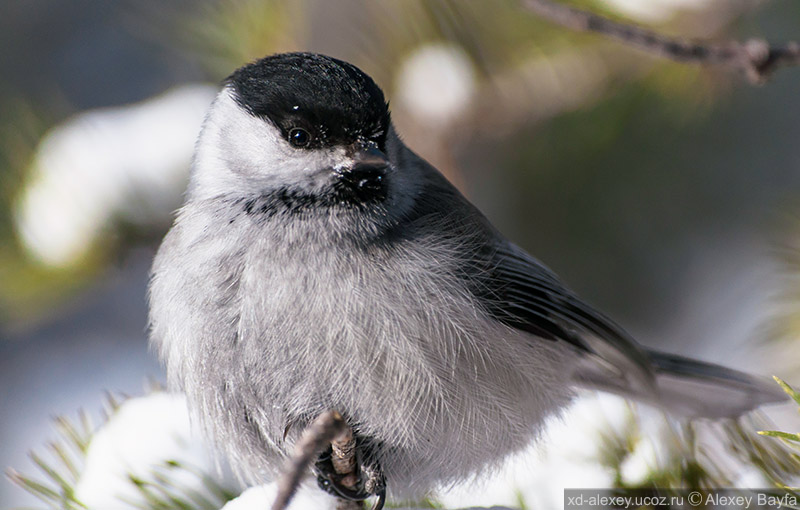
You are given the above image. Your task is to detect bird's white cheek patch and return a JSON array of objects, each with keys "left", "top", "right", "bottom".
[{"left": 191, "top": 90, "right": 354, "bottom": 196}]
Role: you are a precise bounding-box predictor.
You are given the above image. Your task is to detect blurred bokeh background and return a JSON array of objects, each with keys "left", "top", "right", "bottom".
[{"left": 3, "top": 0, "right": 800, "bottom": 507}]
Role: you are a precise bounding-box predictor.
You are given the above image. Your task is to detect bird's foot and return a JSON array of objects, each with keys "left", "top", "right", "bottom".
[{"left": 314, "top": 444, "right": 386, "bottom": 510}]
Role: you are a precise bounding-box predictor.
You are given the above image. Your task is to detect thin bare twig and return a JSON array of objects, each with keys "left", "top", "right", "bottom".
[
  {"left": 271, "top": 410, "right": 351, "bottom": 510},
  {"left": 523, "top": 0, "right": 800, "bottom": 84}
]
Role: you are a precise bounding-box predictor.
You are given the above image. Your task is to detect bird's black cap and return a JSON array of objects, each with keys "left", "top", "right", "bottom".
[{"left": 226, "top": 52, "right": 390, "bottom": 150}]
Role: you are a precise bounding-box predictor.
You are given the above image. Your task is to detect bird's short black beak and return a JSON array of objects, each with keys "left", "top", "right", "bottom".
[
  {"left": 350, "top": 143, "right": 389, "bottom": 175},
  {"left": 336, "top": 143, "right": 390, "bottom": 202}
]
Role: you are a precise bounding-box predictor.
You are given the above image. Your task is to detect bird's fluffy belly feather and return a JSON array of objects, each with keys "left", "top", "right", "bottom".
[{"left": 150, "top": 208, "right": 574, "bottom": 498}]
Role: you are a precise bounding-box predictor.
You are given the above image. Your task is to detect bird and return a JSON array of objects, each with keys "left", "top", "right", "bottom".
[{"left": 148, "top": 52, "right": 786, "bottom": 507}]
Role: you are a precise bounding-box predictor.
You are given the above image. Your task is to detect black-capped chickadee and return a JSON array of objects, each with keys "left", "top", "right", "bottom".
[{"left": 149, "top": 52, "right": 785, "bottom": 507}]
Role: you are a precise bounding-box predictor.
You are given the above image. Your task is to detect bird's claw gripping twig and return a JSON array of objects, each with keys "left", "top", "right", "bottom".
[
  {"left": 271, "top": 410, "right": 348, "bottom": 510},
  {"left": 314, "top": 442, "right": 386, "bottom": 510},
  {"left": 271, "top": 409, "right": 386, "bottom": 510}
]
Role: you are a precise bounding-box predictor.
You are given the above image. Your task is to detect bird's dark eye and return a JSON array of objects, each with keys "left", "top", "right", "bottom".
[{"left": 288, "top": 128, "right": 311, "bottom": 148}]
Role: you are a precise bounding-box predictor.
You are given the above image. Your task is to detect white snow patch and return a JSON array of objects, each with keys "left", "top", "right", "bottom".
[
  {"left": 220, "top": 483, "right": 334, "bottom": 510},
  {"left": 437, "top": 393, "right": 630, "bottom": 509},
  {"left": 604, "top": 0, "right": 712, "bottom": 23},
  {"left": 15, "top": 84, "right": 216, "bottom": 267},
  {"left": 75, "top": 392, "right": 233, "bottom": 509},
  {"left": 396, "top": 44, "right": 476, "bottom": 127}
]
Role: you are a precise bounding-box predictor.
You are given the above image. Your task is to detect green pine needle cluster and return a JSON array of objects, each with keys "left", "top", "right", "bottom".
[
  {"left": 7, "top": 411, "right": 93, "bottom": 509},
  {"left": 6, "top": 394, "right": 236, "bottom": 510},
  {"left": 759, "top": 377, "right": 800, "bottom": 445},
  {"left": 755, "top": 377, "right": 800, "bottom": 494}
]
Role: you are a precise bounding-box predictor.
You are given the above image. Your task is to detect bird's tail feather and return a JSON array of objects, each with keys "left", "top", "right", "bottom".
[{"left": 573, "top": 348, "right": 787, "bottom": 418}]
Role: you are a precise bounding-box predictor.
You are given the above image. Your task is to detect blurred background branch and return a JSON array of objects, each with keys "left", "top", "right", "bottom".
[{"left": 523, "top": 0, "right": 800, "bottom": 83}]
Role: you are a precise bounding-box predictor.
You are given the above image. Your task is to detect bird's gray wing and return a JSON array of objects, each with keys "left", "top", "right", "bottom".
[
  {"left": 475, "top": 243, "right": 786, "bottom": 416},
  {"left": 408, "top": 160, "right": 783, "bottom": 416},
  {"left": 404, "top": 162, "right": 655, "bottom": 385},
  {"left": 473, "top": 241, "right": 656, "bottom": 388}
]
